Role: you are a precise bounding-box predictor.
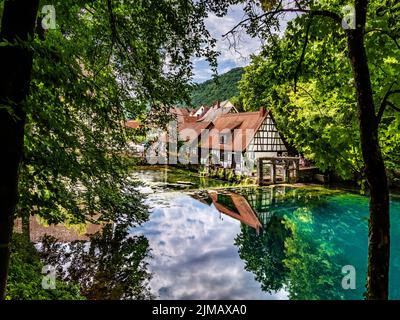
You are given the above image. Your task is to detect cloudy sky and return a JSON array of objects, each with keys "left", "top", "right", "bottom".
[
  {"left": 192, "top": 4, "right": 293, "bottom": 83},
  {"left": 192, "top": 5, "right": 262, "bottom": 83}
]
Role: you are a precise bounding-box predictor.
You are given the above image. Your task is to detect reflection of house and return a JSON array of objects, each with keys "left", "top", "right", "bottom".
[{"left": 208, "top": 191, "right": 262, "bottom": 232}]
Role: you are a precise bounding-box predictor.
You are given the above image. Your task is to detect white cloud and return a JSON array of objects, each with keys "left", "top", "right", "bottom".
[
  {"left": 193, "top": 5, "right": 262, "bottom": 82},
  {"left": 192, "top": 4, "right": 299, "bottom": 83},
  {"left": 130, "top": 192, "right": 288, "bottom": 300}
]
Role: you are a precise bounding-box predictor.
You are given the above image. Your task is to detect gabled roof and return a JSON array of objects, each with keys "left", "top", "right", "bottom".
[
  {"left": 208, "top": 191, "right": 262, "bottom": 232},
  {"left": 170, "top": 107, "right": 193, "bottom": 123},
  {"left": 191, "top": 105, "right": 209, "bottom": 117},
  {"left": 197, "top": 100, "right": 237, "bottom": 122},
  {"left": 170, "top": 106, "right": 210, "bottom": 123},
  {"left": 200, "top": 108, "right": 268, "bottom": 152}
]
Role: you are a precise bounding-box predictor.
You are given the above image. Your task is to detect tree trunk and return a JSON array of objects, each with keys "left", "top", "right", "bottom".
[
  {"left": 22, "top": 214, "right": 31, "bottom": 243},
  {"left": 0, "top": 0, "right": 39, "bottom": 299},
  {"left": 346, "top": 0, "right": 390, "bottom": 299}
]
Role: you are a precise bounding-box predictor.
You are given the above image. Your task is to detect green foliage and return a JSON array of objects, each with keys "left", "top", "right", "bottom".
[
  {"left": 13, "top": 0, "right": 218, "bottom": 226},
  {"left": 189, "top": 67, "right": 244, "bottom": 107},
  {"left": 238, "top": 1, "right": 400, "bottom": 182},
  {"left": 235, "top": 187, "right": 352, "bottom": 299},
  {"left": 225, "top": 169, "right": 235, "bottom": 182},
  {"left": 217, "top": 167, "right": 225, "bottom": 179},
  {"left": 6, "top": 233, "right": 84, "bottom": 300},
  {"left": 1, "top": 0, "right": 220, "bottom": 299},
  {"left": 282, "top": 208, "right": 343, "bottom": 300}
]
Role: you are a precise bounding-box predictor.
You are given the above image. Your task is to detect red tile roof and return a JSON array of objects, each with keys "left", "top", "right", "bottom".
[
  {"left": 170, "top": 107, "right": 192, "bottom": 123},
  {"left": 209, "top": 191, "right": 262, "bottom": 232},
  {"left": 197, "top": 103, "right": 235, "bottom": 122},
  {"left": 178, "top": 121, "right": 213, "bottom": 143},
  {"left": 200, "top": 108, "right": 268, "bottom": 152}
]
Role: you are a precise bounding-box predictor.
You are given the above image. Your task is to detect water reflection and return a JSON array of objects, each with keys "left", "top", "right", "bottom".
[
  {"left": 232, "top": 187, "right": 400, "bottom": 299},
  {"left": 235, "top": 215, "right": 289, "bottom": 294},
  {"left": 131, "top": 191, "right": 286, "bottom": 299},
  {"left": 208, "top": 191, "right": 262, "bottom": 232},
  {"left": 136, "top": 185, "right": 400, "bottom": 300},
  {"left": 21, "top": 178, "right": 400, "bottom": 300},
  {"left": 132, "top": 166, "right": 237, "bottom": 192},
  {"left": 38, "top": 212, "right": 153, "bottom": 300}
]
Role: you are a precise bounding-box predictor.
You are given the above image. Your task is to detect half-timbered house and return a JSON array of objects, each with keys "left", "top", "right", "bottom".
[{"left": 200, "top": 107, "right": 289, "bottom": 172}]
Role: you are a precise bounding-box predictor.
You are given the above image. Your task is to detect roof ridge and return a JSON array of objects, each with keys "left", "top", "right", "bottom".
[{"left": 218, "top": 111, "right": 262, "bottom": 117}]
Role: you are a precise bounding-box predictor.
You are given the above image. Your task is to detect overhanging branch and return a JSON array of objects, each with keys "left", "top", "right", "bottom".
[
  {"left": 386, "top": 101, "right": 400, "bottom": 113},
  {"left": 222, "top": 7, "right": 342, "bottom": 38},
  {"left": 377, "top": 83, "right": 400, "bottom": 123}
]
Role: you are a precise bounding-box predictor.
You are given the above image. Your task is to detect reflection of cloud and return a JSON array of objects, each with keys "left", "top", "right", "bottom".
[{"left": 130, "top": 192, "right": 288, "bottom": 300}]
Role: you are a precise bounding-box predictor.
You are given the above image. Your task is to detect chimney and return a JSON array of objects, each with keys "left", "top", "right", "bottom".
[{"left": 259, "top": 107, "right": 266, "bottom": 116}]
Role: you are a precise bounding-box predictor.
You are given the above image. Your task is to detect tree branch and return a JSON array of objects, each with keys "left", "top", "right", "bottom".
[
  {"left": 386, "top": 101, "right": 400, "bottom": 113},
  {"left": 222, "top": 7, "right": 341, "bottom": 38},
  {"left": 377, "top": 82, "right": 400, "bottom": 123},
  {"left": 294, "top": 15, "right": 313, "bottom": 93},
  {"left": 365, "top": 28, "right": 400, "bottom": 50}
]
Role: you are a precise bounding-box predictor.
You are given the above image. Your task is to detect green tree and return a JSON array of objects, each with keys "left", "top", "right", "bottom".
[
  {"left": 189, "top": 67, "right": 244, "bottom": 107},
  {"left": 210, "top": 0, "right": 399, "bottom": 299},
  {"left": 235, "top": 215, "right": 289, "bottom": 293},
  {"left": 0, "top": 0, "right": 40, "bottom": 299},
  {"left": 6, "top": 233, "right": 84, "bottom": 300},
  {"left": 0, "top": 0, "right": 217, "bottom": 299},
  {"left": 282, "top": 207, "right": 343, "bottom": 300}
]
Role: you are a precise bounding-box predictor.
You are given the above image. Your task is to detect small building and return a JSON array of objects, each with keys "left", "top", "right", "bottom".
[
  {"left": 200, "top": 107, "right": 289, "bottom": 172},
  {"left": 128, "top": 102, "right": 292, "bottom": 174},
  {"left": 197, "top": 100, "right": 237, "bottom": 122}
]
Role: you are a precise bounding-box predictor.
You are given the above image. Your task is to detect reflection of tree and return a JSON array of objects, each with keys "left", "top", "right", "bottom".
[
  {"left": 40, "top": 217, "right": 153, "bottom": 300},
  {"left": 235, "top": 215, "right": 290, "bottom": 293},
  {"left": 282, "top": 208, "right": 343, "bottom": 300},
  {"left": 235, "top": 188, "right": 348, "bottom": 299}
]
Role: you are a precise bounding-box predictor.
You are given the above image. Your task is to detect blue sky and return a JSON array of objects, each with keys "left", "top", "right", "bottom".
[
  {"left": 191, "top": 4, "right": 294, "bottom": 83},
  {"left": 192, "top": 5, "right": 262, "bottom": 83}
]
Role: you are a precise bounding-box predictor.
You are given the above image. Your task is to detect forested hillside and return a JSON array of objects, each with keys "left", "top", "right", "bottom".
[{"left": 190, "top": 67, "right": 244, "bottom": 107}]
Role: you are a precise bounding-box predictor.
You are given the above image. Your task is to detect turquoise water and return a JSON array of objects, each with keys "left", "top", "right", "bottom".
[
  {"left": 31, "top": 166, "right": 400, "bottom": 299},
  {"left": 235, "top": 187, "right": 400, "bottom": 299},
  {"left": 132, "top": 185, "right": 400, "bottom": 300}
]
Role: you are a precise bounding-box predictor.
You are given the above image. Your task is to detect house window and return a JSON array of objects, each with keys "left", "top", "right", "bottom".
[
  {"left": 219, "top": 134, "right": 227, "bottom": 144},
  {"left": 220, "top": 150, "right": 224, "bottom": 163}
]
